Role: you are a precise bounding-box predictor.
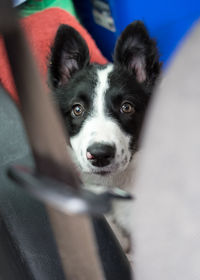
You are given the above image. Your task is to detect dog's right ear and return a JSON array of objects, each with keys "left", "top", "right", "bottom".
[{"left": 49, "top": 24, "right": 90, "bottom": 88}]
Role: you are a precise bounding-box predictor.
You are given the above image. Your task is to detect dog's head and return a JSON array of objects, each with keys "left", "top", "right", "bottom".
[{"left": 49, "top": 21, "right": 161, "bottom": 176}]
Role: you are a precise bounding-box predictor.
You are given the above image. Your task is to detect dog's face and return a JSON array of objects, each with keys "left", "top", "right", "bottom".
[{"left": 49, "top": 22, "right": 161, "bottom": 176}]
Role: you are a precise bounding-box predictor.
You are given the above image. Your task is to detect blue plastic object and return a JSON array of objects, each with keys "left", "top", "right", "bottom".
[{"left": 73, "top": 0, "right": 200, "bottom": 65}]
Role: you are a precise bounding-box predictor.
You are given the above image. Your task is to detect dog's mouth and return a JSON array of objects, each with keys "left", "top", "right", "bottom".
[{"left": 86, "top": 162, "right": 121, "bottom": 176}]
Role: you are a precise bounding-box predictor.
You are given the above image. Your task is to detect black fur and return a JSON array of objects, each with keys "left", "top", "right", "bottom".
[
  {"left": 105, "top": 67, "right": 149, "bottom": 152},
  {"left": 53, "top": 64, "right": 104, "bottom": 137}
]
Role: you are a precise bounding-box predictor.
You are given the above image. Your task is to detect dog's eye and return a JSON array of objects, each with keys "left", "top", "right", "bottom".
[
  {"left": 120, "top": 102, "right": 135, "bottom": 114},
  {"left": 71, "top": 104, "right": 85, "bottom": 117}
]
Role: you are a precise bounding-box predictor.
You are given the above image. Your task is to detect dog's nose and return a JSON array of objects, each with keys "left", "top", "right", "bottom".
[{"left": 86, "top": 143, "right": 116, "bottom": 167}]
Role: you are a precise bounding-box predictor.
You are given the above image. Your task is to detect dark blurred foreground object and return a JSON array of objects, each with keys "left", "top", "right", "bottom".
[
  {"left": 0, "top": 1, "right": 132, "bottom": 279},
  {"left": 73, "top": 0, "right": 200, "bottom": 63},
  {"left": 0, "top": 88, "right": 131, "bottom": 280},
  {"left": 131, "top": 21, "right": 200, "bottom": 279}
]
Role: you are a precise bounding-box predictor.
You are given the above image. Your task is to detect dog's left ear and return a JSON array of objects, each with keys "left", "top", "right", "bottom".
[
  {"left": 49, "top": 24, "right": 90, "bottom": 88},
  {"left": 114, "top": 21, "right": 161, "bottom": 88}
]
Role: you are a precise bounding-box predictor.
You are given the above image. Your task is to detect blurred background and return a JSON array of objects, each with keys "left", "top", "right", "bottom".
[{"left": 14, "top": 0, "right": 200, "bottom": 65}]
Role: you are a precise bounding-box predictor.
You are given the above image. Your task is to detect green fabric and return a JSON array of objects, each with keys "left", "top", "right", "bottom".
[{"left": 18, "top": 0, "right": 77, "bottom": 18}]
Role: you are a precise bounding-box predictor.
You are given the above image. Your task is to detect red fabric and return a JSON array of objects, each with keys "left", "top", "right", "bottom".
[{"left": 0, "top": 8, "right": 108, "bottom": 102}]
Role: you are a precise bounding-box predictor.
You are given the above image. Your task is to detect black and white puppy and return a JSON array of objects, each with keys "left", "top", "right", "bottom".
[{"left": 49, "top": 21, "right": 161, "bottom": 252}]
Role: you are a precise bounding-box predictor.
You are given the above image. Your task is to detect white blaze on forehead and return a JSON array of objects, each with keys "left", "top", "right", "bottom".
[
  {"left": 93, "top": 64, "right": 113, "bottom": 118},
  {"left": 88, "top": 64, "right": 115, "bottom": 143}
]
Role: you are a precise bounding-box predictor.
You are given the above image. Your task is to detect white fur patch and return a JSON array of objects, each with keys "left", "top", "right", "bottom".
[{"left": 94, "top": 64, "right": 113, "bottom": 118}]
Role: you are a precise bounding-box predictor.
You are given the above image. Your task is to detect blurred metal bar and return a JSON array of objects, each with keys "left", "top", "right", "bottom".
[
  {"left": 0, "top": 1, "right": 105, "bottom": 279},
  {"left": 1, "top": 3, "right": 79, "bottom": 187},
  {"left": 8, "top": 165, "right": 133, "bottom": 215},
  {"left": 131, "top": 21, "right": 200, "bottom": 279}
]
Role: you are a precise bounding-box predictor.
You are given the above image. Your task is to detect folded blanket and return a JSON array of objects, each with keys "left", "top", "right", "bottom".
[{"left": 0, "top": 8, "right": 108, "bottom": 102}]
